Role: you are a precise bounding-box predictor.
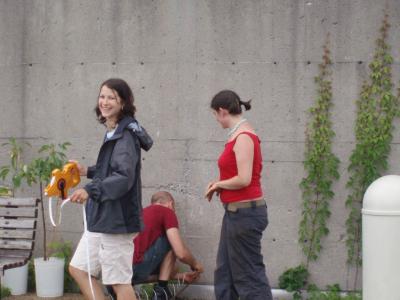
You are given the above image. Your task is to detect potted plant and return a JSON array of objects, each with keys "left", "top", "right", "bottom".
[
  {"left": 0, "top": 138, "right": 32, "bottom": 295},
  {"left": 24, "top": 142, "right": 71, "bottom": 297}
]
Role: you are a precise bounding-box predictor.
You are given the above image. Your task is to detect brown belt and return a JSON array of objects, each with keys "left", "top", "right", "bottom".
[{"left": 225, "top": 199, "right": 266, "bottom": 212}]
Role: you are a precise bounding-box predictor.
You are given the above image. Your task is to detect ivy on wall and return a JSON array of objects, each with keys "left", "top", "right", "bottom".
[
  {"left": 281, "top": 12, "right": 399, "bottom": 296},
  {"left": 299, "top": 35, "right": 340, "bottom": 264},
  {"left": 345, "top": 13, "right": 399, "bottom": 272}
]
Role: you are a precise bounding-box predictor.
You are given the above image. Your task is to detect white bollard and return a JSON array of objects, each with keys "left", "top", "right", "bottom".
[{"left": 362, "top": 175, "right": 400, "bottom": 300}]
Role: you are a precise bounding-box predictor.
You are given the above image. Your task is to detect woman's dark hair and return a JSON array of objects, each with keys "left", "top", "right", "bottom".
[
  {"left": 95, "top": 78, "right": 136, "bottom": 124},
  {"left": 210, "top": 90, "right": 251, "bottom": 115}
]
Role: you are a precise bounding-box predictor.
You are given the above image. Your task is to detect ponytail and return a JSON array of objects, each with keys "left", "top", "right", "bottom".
[
  {"left": 239, "top": 99, "right": 252, "bottom": 111},
  {"left": 211, "top": 90, "right": 252, "bottom": 115}
]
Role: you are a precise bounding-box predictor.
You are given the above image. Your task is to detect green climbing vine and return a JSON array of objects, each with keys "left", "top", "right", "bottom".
[
  {"left": 345, "top": 13, "right": 399, "bottom": 272},
  {"left": 299, "top": 35, "right": 340, "bottom": 264}
]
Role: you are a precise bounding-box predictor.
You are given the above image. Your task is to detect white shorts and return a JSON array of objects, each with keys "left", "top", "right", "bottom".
[{"left": 70, "top": 231, "right": 137, "bottom": 285}]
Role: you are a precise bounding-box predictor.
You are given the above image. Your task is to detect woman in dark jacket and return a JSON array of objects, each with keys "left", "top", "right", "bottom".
[{"left": 69, "top": 78, "right": 153, "bottom": 300}]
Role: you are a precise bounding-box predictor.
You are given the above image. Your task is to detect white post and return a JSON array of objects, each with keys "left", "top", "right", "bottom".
[{"left": 362, "top": 175, "right": 400, "bottom": 300}]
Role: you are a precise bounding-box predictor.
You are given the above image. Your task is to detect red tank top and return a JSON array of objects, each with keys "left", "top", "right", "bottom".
[{"left": 217, "top": 132, "right": 263, "bottom": 203}]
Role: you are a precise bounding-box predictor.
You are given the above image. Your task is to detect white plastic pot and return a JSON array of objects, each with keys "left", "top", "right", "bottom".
[
  {"left": 2, "top": 263, "right": 28, "bottom": 295},
  {"left": 34, "top": 257, "right": 65, "bottom": 297}
]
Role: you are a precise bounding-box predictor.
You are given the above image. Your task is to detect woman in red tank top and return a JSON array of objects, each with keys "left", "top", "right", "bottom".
[{"left": 205, "top": 90, "right": 272, "bottom": 300}]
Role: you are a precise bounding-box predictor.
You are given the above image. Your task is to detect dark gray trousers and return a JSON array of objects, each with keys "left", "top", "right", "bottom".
[{"left": 214, "top": 204, "right": 273, "bottom": 300}]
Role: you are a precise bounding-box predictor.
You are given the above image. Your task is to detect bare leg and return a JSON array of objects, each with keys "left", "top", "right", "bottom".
[
  {"left": 158, "top": 250, "right": 176, "bottom": 281},
  {"left": 69, "top": 266, "right": 106, "bottom": 300},
  {"left": 112, "top": 284, "right": 137, "bottom": 300}
]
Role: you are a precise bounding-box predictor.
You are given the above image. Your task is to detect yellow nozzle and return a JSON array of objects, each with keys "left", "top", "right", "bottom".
[{"left": 44, "top": 162, "right": 81, "bottom": 199}]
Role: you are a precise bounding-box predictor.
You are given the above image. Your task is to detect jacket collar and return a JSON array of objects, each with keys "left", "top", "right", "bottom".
[
  {"left": 105, "top": 116, "right": 135, "bottom": 142},
  {"left": 103, "top": 116, "right": 153, "bottom": 152}
]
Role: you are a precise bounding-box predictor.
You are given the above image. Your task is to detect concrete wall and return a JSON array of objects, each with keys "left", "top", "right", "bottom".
[{"left": 1, "top": 0, "right": 400, "bottom": 291}]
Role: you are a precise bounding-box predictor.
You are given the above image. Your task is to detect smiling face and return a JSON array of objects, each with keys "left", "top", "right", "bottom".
[{"left": 98, "top": 85, "right": 122, "bottom": 123}]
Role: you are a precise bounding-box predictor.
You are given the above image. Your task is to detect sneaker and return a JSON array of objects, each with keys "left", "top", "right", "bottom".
[{"left": 152, "top": 284, "right": 172, "bottom": 300}]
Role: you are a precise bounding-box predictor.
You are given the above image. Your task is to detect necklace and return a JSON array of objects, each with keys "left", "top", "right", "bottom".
[{"left": 227, "top": 118, "right": 247, "bottom": 136}]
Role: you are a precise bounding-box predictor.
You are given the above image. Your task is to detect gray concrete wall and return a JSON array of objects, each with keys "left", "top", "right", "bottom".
[{"left": 1, "top": 0, "right": 400, "bottom": 291}]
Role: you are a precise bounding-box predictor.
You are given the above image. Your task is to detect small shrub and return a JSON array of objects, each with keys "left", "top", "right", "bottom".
[
  {"left": 0, "top": 285, "right": 12, "bottom": 298},
  {"left": 278, "top": 265, "right": 309, "bottom": 299},
  {"left": 25, "top": 142, "right": 71, "bottom": 261}
]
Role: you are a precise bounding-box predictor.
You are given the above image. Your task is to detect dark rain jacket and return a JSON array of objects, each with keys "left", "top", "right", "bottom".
[{"left": 83, "top": 116, "right": 153, "bottom": 234}]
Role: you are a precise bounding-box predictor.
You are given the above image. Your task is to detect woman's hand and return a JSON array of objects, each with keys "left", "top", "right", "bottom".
[
  {"left": 205, "top": 181, "right": 221, "bottom": 202},
  {"left": 69, "top": 160, "right": 87, "bottom": 176},
  {"left": 176, "top": 271, "right": 201, "bottom": 284},
  {"left": 181, "top": 271, "right": 200, "bottom": 283},
  {"left": 192, "top": 261, "right": 204, "bottom": 274},
  {"left": 70, "top": 188, "right": 89, "bottom": 204}
]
